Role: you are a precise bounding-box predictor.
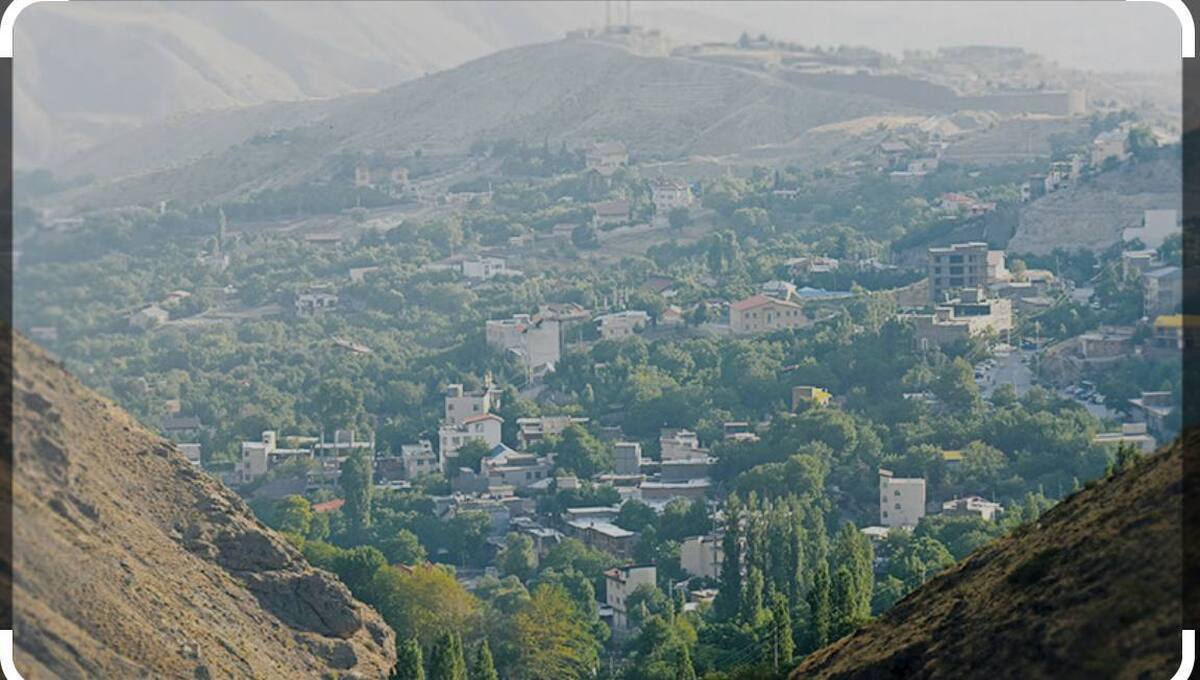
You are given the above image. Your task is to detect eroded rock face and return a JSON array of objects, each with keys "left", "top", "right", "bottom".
[{"left": 9, "top": 335, "right": 396, "bottom": 679}]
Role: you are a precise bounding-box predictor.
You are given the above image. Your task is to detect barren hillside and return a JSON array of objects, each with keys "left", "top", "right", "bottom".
[
  {"left": 791, "top": 434, "right": 1189, "bottom": 680},
  {"left": 9, "top": 335, "right": 396, "bottom": 678}
]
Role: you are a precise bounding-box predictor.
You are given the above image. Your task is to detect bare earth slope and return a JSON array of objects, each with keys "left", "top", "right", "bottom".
[
  {"left": 791, "top": 436, "right": 1187, "bottom": 680},
  {"left": 9, "top": 335, "right": 396, "bottom": 679}
]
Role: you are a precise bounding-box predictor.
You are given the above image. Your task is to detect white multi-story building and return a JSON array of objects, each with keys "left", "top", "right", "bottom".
[
  {"left": 461, "top": 257, "right": 512, "bottom": 281},
  {"left": 438, "top": 414, "right": 503, "bottom": 473},
  {"left": 485, "top": 314, "right": 561, "bottom": 374},
  {"left": 444, "top": 380, "right": 500, "bottom": 426},
  {"left": 605, "top": 564, "right": 657, "bottom": 630},
  {"left": 650, "top": 178, "right": 693, "bottom": 217},
  {"left": 595, "top": 310, "right": 650, "bottom": 340},
  {"left": 879, "top": 468, "right": 926, "bottom": 529}
]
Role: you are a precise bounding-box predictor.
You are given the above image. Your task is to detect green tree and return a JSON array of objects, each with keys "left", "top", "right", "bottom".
[
  {"left": 617, "top": 499, "right": 660, "bottom": 533},
  {"left": 498, "top": 532, "right": 538, "bottom": 582},
  {"left": 769, "top": 592, "right": 794, "bottom": 672},
  {"left": 829, "top": 523, "right": 873, "bottom": 635},
  {"left": 555, "top": 425, "right": 612, "bottom": 478},
  {"left": 452, "top": 439, "right": 494, "bottom": 476},
  {"left": 470, "top": 639, "right": 499, "bottom": 680},
  {"left": 392, "top": 638, "right": 425, "bottom": 680},
  {"left": 429, "top": 631, "right": 467, "bottom": 680},
  {"left": 807, "top": 559, "right": 832, "bottom": 649},
  {"left": 381, "top": 528, "right": 428, "bottom": 566},
  {"left": 714, "top": 495, "right": 743, "bottom": 621},
  {"left": 273, "top": 495, "right": 313, "bottom": 536},
  {"left": 340, "top": 450, "right": 373, "bottom": 537},
  {"left": 511, "top": 584, "right": 601, "bottom": 679},
  {"left": 676, "top": 643, "right": 697, "bottom": 680}
]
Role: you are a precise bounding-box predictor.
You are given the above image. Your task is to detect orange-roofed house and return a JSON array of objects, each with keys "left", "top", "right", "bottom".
[
  {"left": 313, "top": 498, "right": 345, "bottom": 514},
  {"left": 729, "top": 294, "right": 806, "bottom": 334}
]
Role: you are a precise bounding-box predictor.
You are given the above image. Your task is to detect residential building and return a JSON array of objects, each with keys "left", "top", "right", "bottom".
[
  {"left": 516, "top": 415, "right": 589, "bottom": 449},
  {"left": 236, "top": 430, "right": 321, "bottom": 485},
  {"left": 660, "top": 429, "right": 707, "bottom": 462},
  {"left": 586, "top": 141, "right": 629, "bottom": 177},
  {"left": 481, "top": 444, "right": 553, "bottom": 489},
  {"left": 596, "top": 310, "right": 650, "bottom": 339},
  {"left": 787, "top": 256, "right": 839, "bottom": 277},
  {"left": 569, "top": 520, "right": 637, "bottom": 557},
  {"left": 680, "top": 534, "right": 723, "bottom": 580},
  {"left": 659, "top": 305, "right": 686, "bottom": 327},
  {"left": 879, "top": 468, "right": 926, "bottom": 529},
  {"left": 639, "top": 479, "right": 711, "bottom": 505},
  {"left": 605, "top": 564, "right": 657, "bottom": 629},
  {"left": 1092, "top": 422, "right": 1157, "bottom": 454},
  {"left": 792, "top": 386, "right": 832, "bottom": 411},
  {"left": 729, "top": 294, "right": 806, "bottom": 334},
  {"left": 438, "top": 414, "right": 504, "bottom": 473},
  {"left": 1142, "top": 266, "right": 1182, "bottom": 316},
  {"left": 660, "top": 457, "right": 714, "bottom": 484},
  {"left": 928, "top": 242, "right": 989, "bottom": 303},
  {"left": 461, "top": 256, "right": 513, "bottom": 281},
  {"left": 295, "top": 290, "right": 338, "bottom": 316},
  {"left": 1079, "top": 326, "right": 1137, "bottom": 362},
  {"left": 650, "top": 178, "right": 693, "bottom": 217},
  {"left": 129, "top": 305, "right": 170, "bottom": 330},
  {"left": 592, "top": 200, "right": 632, "bottom": 227},
  {"left": 444, "top": 380, "right": 500, "bottom": 426},
  {"left": 1091, "top": 127, "right": 1130, "bottom": 166},
  {"left": 162, "top": 414, "right": 203, "bottom": 440},
  {"left": 399, "top": 440, "right": 438, "bottom": 479},
  {"left": 1128, "top": 391, "right": 1176, "bottom": 439},
  {"left": 1121, "top": 250, "right": 1159, "bottom": 278},
  {"left": 1123, "top": 209, "right": 1179, "bottom": 250},
  {"left": 941, "top": 496, "right": 1003, "bottom": 521},
  {"left": 903, "top": 288, "right": 1013, "bottom": 348},
  {"left": 613, "top": 441, "right": 643, "bottom": 475},
  {"left": 1153, "top": 314, "right": 1200, "bottom": 351},
  {"left": 485, "top": 314, "right": 561, "bottom": 374},
  {"left": 760, "top": 280, "right": 798, "bottom": 301}
]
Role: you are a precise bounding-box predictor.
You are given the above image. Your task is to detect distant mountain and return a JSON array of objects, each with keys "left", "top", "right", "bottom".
[
  {"left": 49, "top": 37, "right": 914, "bottom": 210},
  {"left": 791, "top": 436, "right": 1189, "bottom": 680},
  {"left": 9, "top": 334, "right": 397, "bottom": 677}
]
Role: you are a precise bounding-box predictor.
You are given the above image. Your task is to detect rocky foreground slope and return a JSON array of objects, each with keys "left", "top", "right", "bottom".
[
  {"left": 792, "top": 435, "right": 1189, "bottom": 680},
  {"left": 8, "top": 335, "right": 396, "bottom": 678}
]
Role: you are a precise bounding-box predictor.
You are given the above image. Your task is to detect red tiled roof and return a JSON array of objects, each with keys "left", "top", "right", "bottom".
[
  {"left": 313, "top": 498, "right": 345, "bottom": 513},
  {"left": 462, "top": 413, "right": 504, "bottom": 424}
]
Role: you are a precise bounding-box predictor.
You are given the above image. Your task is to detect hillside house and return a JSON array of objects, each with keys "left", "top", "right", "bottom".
[
  {"left": 295, "top": 290, "right": 339, "bottom": 316},
  {"left": 515, "top": 415, "right": 589, "bottom": 449},
  {"left": 650, "top": 178, "right": 693, "bottom": 217},
  {"left": 1153, "top": 315, "right": 1200, "bottom": 352},
  {"left": 660, "top": 429, "right": 708, "bottom": 462},
  {"left": 595, "top": 310, "right": 650, "bottom": 339},
  {"left": 729, "top": 294, "right": 806, "bottom": 334},
  {"left": 902, "top": 288, "right": 1013, "bottom": 348},
  {"left": 585, "top": 141, "right": 629, "bottom": 177},
  {"left": 680, "top": 535, "right": 723, "bottom": 580},
  {"left": 792, "top": 386, "right": 832, "bottom": 411},
  {"left": 1092, "top": 422, "right": 1157, "bottom": 454},
  {"left": 613, "top": 442, "right": 643, "bottom": 475},
  {"left": 444, "top": 380, "right": 501, "bottom": 426},
  {"left": 485, "top": 314, "right": 561, "bottom": 374},
  {"left": 592, "top": 200, "right": 632, "bottom": 227},
  {"left": 461, "top": 256, "right": 516, "bottom": 281},
  {"left": 1142, "top": 266, "right": 1182, "bottom": 316},
  {"left": 399, "top": 440, "right": 439, "bottom": 479},
  {"left": 941, "top": 496, "right": 1003, "bottom": 521},
  {"left": 438, "top": 413, "right": 504, "bottom": 473},
  {"left": 605, "top": 564, "right": 657, "bottom": 629},
  {"left": 787, "top": 256, "right": 839, "bottom": 277},
  {"left": 879, "top": 468, "right": 926, "bottom": 529}
]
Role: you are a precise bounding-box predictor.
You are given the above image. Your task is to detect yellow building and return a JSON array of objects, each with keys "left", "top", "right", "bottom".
[
  {"left": 1152, "top": 314, "right": 1200, "bottom": 350},
  {"left": 792, "top": 385, "right": 832, "bottom": 411}
]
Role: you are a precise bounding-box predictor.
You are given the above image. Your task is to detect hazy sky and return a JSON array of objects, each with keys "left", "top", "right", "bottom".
[{"left": 634, "top": 1, "right": 1182, "bottom": 73}]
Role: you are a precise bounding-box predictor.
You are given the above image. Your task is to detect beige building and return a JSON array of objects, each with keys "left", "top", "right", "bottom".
[
  {"left": 879, "top": 468, "right": 926, "bottom": 529},
  {"left": 605, "top": 564, "right": 657, "bottom": 630},
  {"left": 444, "top": 380, "right": 500, "bottom": 426},
  {"left": 729, "top": 294, "right": 806, "bottom": 334},
  {"left": 941, "top": 496, "right": 1003, "bottom": 521},
  {"left": 928, "top": 242, "right": 994, "bottom": 303},
  {"left": 596, "top": 310, "right": 650, "bottom": 339},
  {"left": 679, "top": 535, "right": 723, "bottom": 580},
  {"left": 586, "top": 141, "right": 629, "bottom": 177},
  {"left": 903, "top": 288, "right": 1013, "bottom": 348}
]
